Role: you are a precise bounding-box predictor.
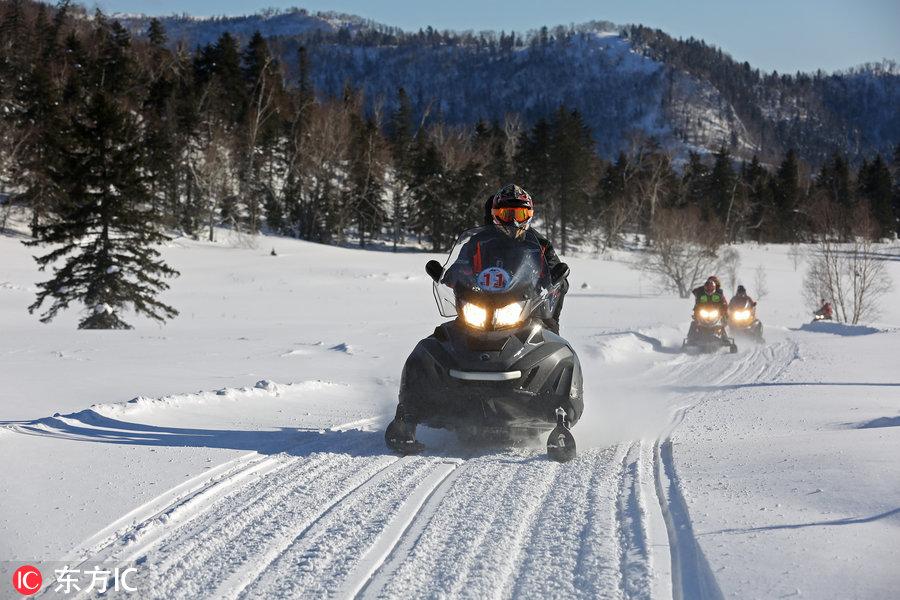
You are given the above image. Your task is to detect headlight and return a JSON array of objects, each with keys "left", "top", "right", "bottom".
[
  {"left": 461, "top": 302, "right": 487, "bottom": 329},
  {"left": 699, "top": 308, "right": 719, "bottom": 320},
  {"left": 732, "top": 310, "right": 751, "bottom": 321},
  {"left": 493, "top": 302, "right": 525, "bottom": 328}
]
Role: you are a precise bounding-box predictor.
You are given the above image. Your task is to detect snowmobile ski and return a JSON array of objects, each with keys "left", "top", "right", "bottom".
[
  {"left": 385, "top": 418, "right": 424, "bottom": 455},
  {"left": 547, "top": 407, "right": 576, "bottom": 463}
]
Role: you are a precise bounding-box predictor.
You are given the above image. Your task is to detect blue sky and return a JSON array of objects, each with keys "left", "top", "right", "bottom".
[{"left": 95, "top": 0, "right": 900, "bottom": 74}]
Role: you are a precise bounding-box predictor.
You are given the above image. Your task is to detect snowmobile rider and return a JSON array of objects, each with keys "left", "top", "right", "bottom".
[
  {"left": 815, "top": 298, "right": 834, "bottom": 320},
  {"left": 692, "top": 276, "right": 728, "bottom": 312},
  {"left": 687, "top": 276, "right": 728, "bottom": 339},
  {"left": 479, "top": 184, "right": 569, "bottom": 334},
  {"left": 729, "top": 285, "right": 757, "bottom": 310}
]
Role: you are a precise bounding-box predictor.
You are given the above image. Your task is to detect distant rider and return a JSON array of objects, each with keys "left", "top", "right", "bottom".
[
  {"left": 815, "top": 298, "right": 833, "bottom": 320},
  {"left": 729, "top": 284, "right": 756, "bottom": 310}
]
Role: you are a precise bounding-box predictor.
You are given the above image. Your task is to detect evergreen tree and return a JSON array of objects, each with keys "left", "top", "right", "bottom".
[
  {"left": 515, "top": 117, "right": 552, "bottom": 203},
  {"left": 817, "top": 152, "right": 852, "bottom": 208},
  {"left": 548, "top": 107, "right": 594, "bottom": 254},
  {"left": 772, "top": 149, "right": 800, "bottom": 242},
  {"left": 858, "top": 154, "right": 894, "bottom": 239},
  {"left": 142, "top": 18, "right": 181, "bottom": 228},
  {"left": 387, "top": 87, "right": 414, "bottom": 250},
  {"left": 147, "top": 17, "right": 166, "bottom": 47},
  {"left": 681, "top": 152, "right": 710, "bottom": 214},
  {"left": 347, "top": 115, "right": 387, "bottom": 247},
  {"left": 409, "top": 135, "right": 446, "bottom": 250},
  {"left": 893, "top": 144, "right": 900, "bottom": 237},
  {"left": 297, "top": 45, "right": 314, "bottom": 110},
  {"left": 24, "top": 18, "right": 179, "bottom": 329},
  {"left": 742, "top": 155, "right": 774, "bottom": 242},
  {"left": 238, "top": 31, "right": 283, "bottom": 232},
  {"left": 708, "top": 147, "right": 736, "bottom": 229}
]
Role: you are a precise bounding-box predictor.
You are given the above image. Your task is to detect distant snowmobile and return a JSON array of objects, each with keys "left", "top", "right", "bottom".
[
  {"left": 728, "top": 300, "right": 764, "bottom": 343},
  {"left": 385, "top": 226, "right": 583, "bottom": 462},
  {"left": 683, "top": 302, "right": 738, "bottom": 353},
  {"left": 812, "top": 300, "right": 834, "bottom": 322}
]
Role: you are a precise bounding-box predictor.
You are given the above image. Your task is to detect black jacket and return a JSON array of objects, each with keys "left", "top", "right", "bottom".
[{"left": 483, "top": 196, "right": 562, "bottom": 272}]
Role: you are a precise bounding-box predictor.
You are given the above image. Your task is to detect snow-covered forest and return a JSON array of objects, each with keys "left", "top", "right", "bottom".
[{"left": 0, "top": 0, "right": 898, "bottom": 329}]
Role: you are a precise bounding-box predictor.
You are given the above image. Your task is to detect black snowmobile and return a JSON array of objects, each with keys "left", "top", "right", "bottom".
[
  {"left": 385, "top": 226, "right": 583, "bottom": 462},
  {"left": 683, "top": 302, "right": 738, "bottom": 353},
  {"left": 727, "top": 300, "right": 764, "bottom": 343}
]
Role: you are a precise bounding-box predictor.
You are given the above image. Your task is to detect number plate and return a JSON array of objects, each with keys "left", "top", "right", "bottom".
[{"left": 477, "top": 267, "right": 512, "bottom": 292}]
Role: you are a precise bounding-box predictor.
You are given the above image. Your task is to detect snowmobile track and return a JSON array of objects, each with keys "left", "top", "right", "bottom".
[
  {"left": 647, "top": 338, "right": 798, "bottom": 600},
  {"left": 353, "top": 459, "right": 465, "bottom": 599},
  {"left": 55, "top": 338, "right": 798, "bottom": 600}
]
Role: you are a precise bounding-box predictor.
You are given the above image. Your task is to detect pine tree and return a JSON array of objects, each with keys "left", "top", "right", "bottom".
[
  {"left": 681, "top": 152, "right": 710, "bottom": 215},
  {"left": 772, "top": 149, "right": 800, "bottom": 242},
  {"left": 742, "top": 155, "right": 774, "bottom": 242},
  {"left": 24, "top": 17, "right": 179, "bottom": 329},
  {"left": 409, "top": 134, "right": 445, "bottom": 250},
  {"left": 347, "top": 115, "right": 386, "bottom": 247},
  {"left": 547, "top": 107, "right": 594, "bottom": 254},
  {"left": 239, "top": 31, "right": 282, "bottom": 233},
  {"left": 818, "top": 152, "right": 852, "bottom": 208},
  {"left": 708, "top": 147, "right": 736, "bottom": 228},
  {"left": 388, "top": 87, "right": 414, "bottom": 250},
  {"left": 858, "top": 154, "right": 894, "bottom": 239},
  {"left": 893, "top": 144, "right": 900, "bottom": 238},
  {"left": 142, "top": 18, "right": 180, "bottom": 228}
]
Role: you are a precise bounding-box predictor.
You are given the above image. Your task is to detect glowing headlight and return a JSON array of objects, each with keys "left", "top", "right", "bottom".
[
  {"left": 493, "top": 302, "right": 525, "bottom": 328},
  {"left": 732, "top": 310, "right": 751, "bottom": 321},
  {"left": 699, "top": 308, "right": 719, "bottom": 320},
  {"left": 461, "top": 302, "right": 488, "bottom": 329}
]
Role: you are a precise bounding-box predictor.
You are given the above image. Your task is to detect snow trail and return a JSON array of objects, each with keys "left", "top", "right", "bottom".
[{"left": 35, "top": 334, "right": 798, "bottom": 599}]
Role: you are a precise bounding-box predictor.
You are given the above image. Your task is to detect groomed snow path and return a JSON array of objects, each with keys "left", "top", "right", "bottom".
[{"left": 21, "top": 336, "right": 796, "bottom": 600}]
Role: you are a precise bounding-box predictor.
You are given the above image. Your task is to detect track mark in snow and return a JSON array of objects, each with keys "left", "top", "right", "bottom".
[
  {"left": 66, "top": 425, "right": 390, "bottom": 600},
  {"left": 189, "top": 450, "right": 398, "bottom": 600},
  {"left": 654, "top": 428, "right": 724, "bottom": 600},
  {"left": 64, "top": 448, "right": 268, "bottom": 563},
  {"left": 356, "top": 461, "right": 467, "bottom": 599},
  {"left": 367, "top": 450, "right": 571, "bottom": 598},
  {"left": 648, "top": 339, "right": 798, "bottom": 600},
  {"left": 616, "top": 442, "right": 652, "bottom": 598},
  {"left": 232, "top": 455, "right": 442, "bottom": 598},
  {"left": 328, "top": 459, "right": 462, "bottom": 599},
  {"left": 500, "top": 446, "right": 624, "bottom": 600}
]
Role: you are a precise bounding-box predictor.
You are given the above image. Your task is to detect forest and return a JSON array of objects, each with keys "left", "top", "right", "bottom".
[{"left": 0, "top": 0, "right": 898, "bottom": 327}]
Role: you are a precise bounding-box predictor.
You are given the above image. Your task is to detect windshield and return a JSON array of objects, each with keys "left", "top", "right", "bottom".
[{"left": 432, "top": 226, "right": 559, "bottom": 321}]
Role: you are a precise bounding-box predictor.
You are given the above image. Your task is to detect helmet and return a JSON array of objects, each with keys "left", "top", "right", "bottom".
[
  {"left": 704, "top": 275, "right": 720, "bottom": 293},
  {"left": 491, "top": 184, "right": 534, "bottom": 238},
  {"left": 737, "top": 285, "right": 746, "bottom": 295}
]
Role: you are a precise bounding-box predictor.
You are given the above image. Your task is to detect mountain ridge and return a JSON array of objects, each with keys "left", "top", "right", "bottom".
[{"left": 114, "top": 8, "right": 900, "bottom": 165}]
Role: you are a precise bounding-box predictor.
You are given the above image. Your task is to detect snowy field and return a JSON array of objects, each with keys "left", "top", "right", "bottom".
[{"left": 1, "top": 221, "right": 899, "bottom": 599}]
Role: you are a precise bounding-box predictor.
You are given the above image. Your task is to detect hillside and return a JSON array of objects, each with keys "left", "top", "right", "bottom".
[{"left": 117, "top": 9, "right": 900, "bottom": 164}]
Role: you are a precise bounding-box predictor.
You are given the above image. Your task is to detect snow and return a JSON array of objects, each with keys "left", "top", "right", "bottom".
[{"left": 1, "top": 222, "right": 898, "bottom": 598}]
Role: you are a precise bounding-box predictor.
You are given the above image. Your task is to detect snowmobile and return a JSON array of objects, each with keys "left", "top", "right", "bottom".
[
  {"left": 385, "top": 226, "right": 583, "bottom": 463},
  {"left": 683, "top": 302, "right": 738, "bottom": 353},
  {"left": 727, "top": 301, "right": 764, "bottom": 343},
  {"left": 812, "top": 308, "right": 833, "bottom": 322}
]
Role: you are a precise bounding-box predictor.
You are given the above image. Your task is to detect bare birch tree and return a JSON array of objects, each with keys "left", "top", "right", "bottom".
[
  {"left": 640, "top": 207, "right": 723, "bottom": 297},
  {"left": 802, "top": 202, "right": 892, "bottom": 323}
]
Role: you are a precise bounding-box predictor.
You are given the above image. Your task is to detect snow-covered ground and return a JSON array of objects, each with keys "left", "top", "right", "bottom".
[{"left": 1, "top": 222, "right": 898, "bottom": 599}]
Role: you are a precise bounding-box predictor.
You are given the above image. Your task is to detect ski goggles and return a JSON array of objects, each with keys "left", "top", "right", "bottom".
[{"left": 492, "top": 207, "right": 534, "bottom": 224}]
